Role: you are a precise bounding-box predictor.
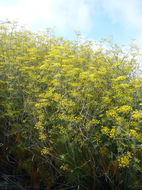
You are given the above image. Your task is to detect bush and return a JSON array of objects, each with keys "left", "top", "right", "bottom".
[{"left": 0, "top": 21, "right": 142, "bottom": 189}]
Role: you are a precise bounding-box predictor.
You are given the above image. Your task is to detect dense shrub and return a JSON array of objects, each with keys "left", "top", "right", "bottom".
[{"left": 0, "top": 21, "right": 142, "bottom": 189}]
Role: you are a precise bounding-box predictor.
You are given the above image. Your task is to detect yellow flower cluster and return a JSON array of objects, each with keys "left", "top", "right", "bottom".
[
  {"left": 86, "top": 119, "right": 100, "bottom": 130},
  {"left": 131, "top": 110, "right": 142, "bottom": 120},
  {"left": 34, "top": 121, "right": 44, "bottom": 130},
  {"left": 130, "top": 129, "right": 140, "bottom": 140},
  {"left": 58, "top": 125, "right": 67, "bottom": 135},
  {"left": 60, "top": 99, "right": 76, "bottom": 108},
  {"left": 101, "top": 126, "right": 110, "bottom": 135},
  {"left": 115, "top": 76, "right": 127, "bottom": 81},
  {"left": 106, "top": 110, "right": 118, "bottom": 119},
  {"left": 117, "top": 105, "right": 132, "bottom": 114},
  {"left": 34, "top": 121, "right": 46, "bottom": 141},
  {"left": 117, "top": 152, "right": 133, "bottom": 168},
  {"left": 101, "top": 126, "right": 117, "bottom": 139},
  {"left": 130, "top": 121, "right": 137, "bottom": 127},
  {"left": 39, "top": 132, "right": 46, "bottom": 141},
  {"left": 102, "top": 97, "right": 111, "bottom": 104},
  {"left": 91, "top": 119, "right": 100, "bottom": 125},
  {"left": 52, "top": 93, "right": 61, "bottom": 102},
  {"left": 109, "top": 129, "right": 116, "bottom": 139},
  {"left": 41, "top": 147, "right": 49, "bottom": 155}
]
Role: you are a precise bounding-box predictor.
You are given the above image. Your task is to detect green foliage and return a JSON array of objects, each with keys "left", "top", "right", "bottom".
[{"left": 0, "top": 21, "right": 142, "bottom": 189}]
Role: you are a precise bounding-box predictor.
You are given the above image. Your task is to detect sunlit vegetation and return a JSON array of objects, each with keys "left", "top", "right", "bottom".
[{"left": 0, "top": 21, "right": 142, "bottom": 189}]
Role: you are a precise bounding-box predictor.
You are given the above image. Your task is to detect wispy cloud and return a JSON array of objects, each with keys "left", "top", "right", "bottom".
[
  {"left": 102, "top": 0, "right": 142, "bottom": 45},
  {"left": 0, "top": 0, "right": 142, "bottom": 46},
  {"left": 0, "top": 0, "right": 94, "bottom": 36}
]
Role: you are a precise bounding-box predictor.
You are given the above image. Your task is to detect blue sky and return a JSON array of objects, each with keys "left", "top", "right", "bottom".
[{"left": 0, "top": 0, "right": 142, "bottom": 47}]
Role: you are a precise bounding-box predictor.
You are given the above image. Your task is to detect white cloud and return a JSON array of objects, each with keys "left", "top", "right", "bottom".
[
  {"left": 0, "top": 0, "right": 93, "bottom": 35},
  {"left": 1, "top": 0, "right": 142, "bottom": 48}
]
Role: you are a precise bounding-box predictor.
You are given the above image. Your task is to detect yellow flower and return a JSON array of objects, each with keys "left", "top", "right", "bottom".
[
  {"left": 101, "top": 126, "right": 110, "bottom": 135},
  {"left": 39, "top": 132, "right": 46, "bottom": 141},
  {"left": 131, "top": 110, "right": 142, "bottom": 120},
  {"left": 109, "top": 129, "right": 116, "bottom": 139},
  {"left": 117, "top": 152, "right": 133, "bottom": 168},
  {"left": 130, "top": 121, "right": 137, "bottom": 127},
  {"left": 117, "top": 105, "right": 132, "bottom": 114},
  {"left": 41, "top": 147, "right": 49, "bottom": 155},
  {"left": 106, "top": 110, "right": 118, "bottom": 119},
  {"left": 130, "top": 130, "right": 139, "bottom": 140}
]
